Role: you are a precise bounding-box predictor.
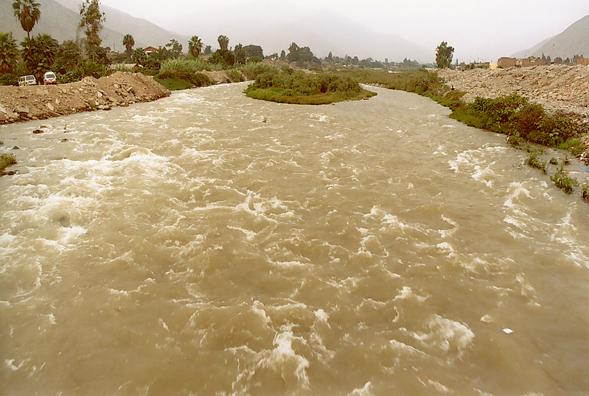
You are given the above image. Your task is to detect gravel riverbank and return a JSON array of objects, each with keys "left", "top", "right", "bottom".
[{"left": 0, "top": 72, "right": 170, "bottom": 125}]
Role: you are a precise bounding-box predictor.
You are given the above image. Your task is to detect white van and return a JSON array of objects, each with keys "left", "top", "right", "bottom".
[
  {"left": 18, "top": 75, "right": 37, "bottom": 86},
  {"left": 43, "top": 71, "right": 57, "bottom": 85}
]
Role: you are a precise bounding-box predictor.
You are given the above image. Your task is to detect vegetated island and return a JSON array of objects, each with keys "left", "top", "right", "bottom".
[{"left": 244, "top": 66, "right": 376, "bottom": 105}]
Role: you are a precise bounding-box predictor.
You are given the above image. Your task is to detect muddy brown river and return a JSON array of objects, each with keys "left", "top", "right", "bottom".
[{"left": 1, "top": 84, "right": 588, "bottom": 395}]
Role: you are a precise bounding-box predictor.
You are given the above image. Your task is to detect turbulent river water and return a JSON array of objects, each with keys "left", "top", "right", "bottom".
[{"left": 1, "top": 83, "right": 588, "bottom": 395}]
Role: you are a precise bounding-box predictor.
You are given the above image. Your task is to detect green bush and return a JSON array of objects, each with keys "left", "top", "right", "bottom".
[
  {"left": 582, "top": 183, "right": 589, "bottom": 202},
  {"left": 0, "top": 73, "right": 17, "bottom": 86},
  {"left": 240, "top": 63, "right": 281, "bottom": 80},
  {"left": 0, "top": 153, "right": 17, "bottom": 175},
  {"left": 526, "top": 151, "right": 546, "bottom": 173},
  {"left": 551, "top": 167, "right": 577, "bottom": 194},
  {"left": 226, "top": 68, "right": 245, "bottom": 82}
]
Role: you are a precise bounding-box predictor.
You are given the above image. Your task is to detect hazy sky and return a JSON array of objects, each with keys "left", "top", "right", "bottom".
[{"left": 101, "top": 0, "right": 589, "bottom": 61}]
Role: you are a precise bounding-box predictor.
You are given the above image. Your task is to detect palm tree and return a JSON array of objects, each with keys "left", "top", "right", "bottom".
[
  {"left": 188, "top": 35, "right": 203, "bottom": 58},
  {"left": 217, "top": 35, "right": 229, "bottom": 52},
  {"left": 123, "top": 34, "right": 135, "bottom": 57},
  {"left": 0, "top": 33, "right": 19, "bottom": 74},
  {"left": 12, "top": 0, "right": 41, "bottom": 40}
]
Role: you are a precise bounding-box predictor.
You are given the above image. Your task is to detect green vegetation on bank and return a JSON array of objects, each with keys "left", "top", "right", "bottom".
[
  {"left": 551, "top": 167, "right": 578, "bottom": 194},
  {"left": 0, "top": 153, "right": 17, "bottom": 175},
  {"left": 245, "top": 67, "right": 376, "bottom": 105}
]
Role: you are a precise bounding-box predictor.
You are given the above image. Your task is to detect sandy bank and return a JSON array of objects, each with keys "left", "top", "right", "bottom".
[{"left": 0, "top": 72, "right": 170, "bottom": 125}]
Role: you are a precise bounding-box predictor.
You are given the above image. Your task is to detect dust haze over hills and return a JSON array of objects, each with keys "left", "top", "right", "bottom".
[
  {"left": 514, "top": 15, "right": 589, "bottom": 59},
  {"left": 2, "top": 0, "right": 589, "bottom": 62}
]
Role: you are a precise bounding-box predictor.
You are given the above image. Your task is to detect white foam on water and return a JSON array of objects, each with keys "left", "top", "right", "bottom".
[
  {"left": 393, "top": 286, "right": 428, "bottom": 303},
  {"left": 227, "top": 225, "right": 257, "bottom": 241},
  {"left": 259, "top": 326, "right": 310, "bottom": 388},
  {"left": 4, "top": 359, "right": 26, "bottom": 372},
  {"left": 436, "top": 242, "right": 457, "bottom": 258},
  {"left": 348, "top": 382, "right": 374, "bottom": 396},
  {"left": 389, "top": 339, "right": 426, "bottom": 356},
  {"left": 438, "top": 215, "right": 459, "bottom": 238},
  {"left": 314, "top": 309, "right": 329, "bottom": 324},
  {"left": 550, "top": 207, "right": 589, "bottom": 269},
  {"left": 409, "top": 315, "right": 475, "bottom": 358}
]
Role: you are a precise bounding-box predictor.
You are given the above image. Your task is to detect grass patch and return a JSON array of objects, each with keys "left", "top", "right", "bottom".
[
  {"left": 159, "top": 59, "right": 219, "bottom": 75},
  {"left": 551, "top": 167, "right": 578, "bottom": 194},
  {"left": 0, "top": 153, "right": 17, "bottom": 175},
  {"left": 582, "top": 183, "right": 589, "bottom": 202},
  {"left": 557, "top": 138, "right": 585, "bottom": 156},
  {"left": 226, "top": 68, "right": 245, "bottom": 83},
  {"left": 155, "top": 71, "right": 213, "bottom": 91},
  {"left": 155, "top": 77, "right": 193, "bottom": 91},
  {"left": 245, "top": 69, "right": 376, "bottom": 105},
  {"left": 526, "top": 151, "right": 546, "bottom": 173}
]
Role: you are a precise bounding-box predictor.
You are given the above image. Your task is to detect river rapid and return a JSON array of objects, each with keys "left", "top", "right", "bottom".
[{"left": 1, "top": 83, "right": 588, "bottom": 395}]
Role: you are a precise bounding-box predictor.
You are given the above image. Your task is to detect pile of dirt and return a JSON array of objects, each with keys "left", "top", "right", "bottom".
[
  {"left": 0, "top": 72, "right": 170, "bottom": 124},
  {"left": 437, "top": 65, "right": 589, "bottom": 119}
]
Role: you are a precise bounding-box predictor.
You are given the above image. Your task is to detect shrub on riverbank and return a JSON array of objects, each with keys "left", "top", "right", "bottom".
[
  {"left": 551, "top": 167, "right": 577, "bottom": 194},
  {"left": 526, "top": 151, "right": 546, "bottom": 173},
  {"left": 240, "top": 63, "right": 282, "bottom": 80},
  {"left": 582, "top": 183, "right": 589, "bottom": 202},
  {"left": 451, "top": 96, "right": 584, "bottom": 147},
  {"left": 0, "top": 153, "right": 17, "bottom": 175},
  {"left": 245, "top": 69, "right": 376, "bottom": 105}
]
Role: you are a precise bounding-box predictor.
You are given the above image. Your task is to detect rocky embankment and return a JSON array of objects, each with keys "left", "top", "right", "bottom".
[
  {"left": 438, "top": 65, "right": 589, "bottom": 162},
  {"left": 0, "top": 72, "right": 170, "bottom": 124},
  {"left": 437, "top": 65, "right": 589, "bottom": 119}
]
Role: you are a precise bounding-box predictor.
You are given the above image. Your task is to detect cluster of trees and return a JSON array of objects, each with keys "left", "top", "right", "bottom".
[
  {"left": 321, "top": 53, "right": 422, "bottom": 70},
  {"left": 0, "top": 0, "right": 268, "bottom": 86},
  {"left": 0, "top": 0, "right": 110, "bottom": 84},
  {"left": 128, "top": 34, "right": 265, "bottom": 71}
]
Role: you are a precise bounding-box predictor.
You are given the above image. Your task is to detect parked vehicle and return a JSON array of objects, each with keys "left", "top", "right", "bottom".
[
  {"left": 18, "top": 75, "right": 37, "bottom": 86},
  {"left": 43, "top": 71, "right": 57, "bottom": 85}
]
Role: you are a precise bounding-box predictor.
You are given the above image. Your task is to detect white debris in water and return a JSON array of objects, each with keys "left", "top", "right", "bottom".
[
  {"left": 480, "top": 315, "right": 493, "bottom": 323},
  {"left": 348, "top": 381, "right": 374, "bottom": 396},
  {"left": 503, "top": 328, "right": 514, "bottom": 334}
]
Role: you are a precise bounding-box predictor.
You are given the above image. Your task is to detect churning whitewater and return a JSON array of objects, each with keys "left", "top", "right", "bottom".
[{"left": 1, "top": 83, "right": 588, "bottom": 395}]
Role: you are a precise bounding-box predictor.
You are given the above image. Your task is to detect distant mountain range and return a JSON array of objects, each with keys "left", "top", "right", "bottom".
[
  {"left": 0, "top": 0, "right": 188, "bottom": 51},
  {"left": 515, "top": 15, "right": 589, "bottom": 59}
]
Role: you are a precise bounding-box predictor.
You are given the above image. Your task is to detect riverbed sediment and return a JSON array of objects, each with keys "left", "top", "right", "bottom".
[{"left": 0, "top": 72, "right": 170, "bottom": 124}]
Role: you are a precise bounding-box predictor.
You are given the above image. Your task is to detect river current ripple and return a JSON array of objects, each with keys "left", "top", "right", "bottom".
[{"left": 1, "top": 83, "right": 588, "bottom": 395}]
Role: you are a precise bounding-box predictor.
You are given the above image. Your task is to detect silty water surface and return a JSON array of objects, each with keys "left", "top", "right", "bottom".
[{"left": 1, "top": 83, "right": 588, "bottom": 395}]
